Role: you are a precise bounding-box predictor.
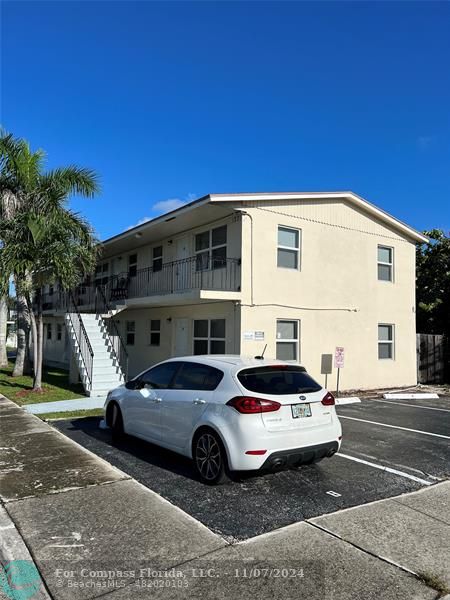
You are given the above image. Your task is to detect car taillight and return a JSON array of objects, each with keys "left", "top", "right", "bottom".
[
  {"left": 227, "top": 396, "right": 281, "bottom": 414},
  {"left": 321, "top": 392, "right": 335, "bottom": 406}
]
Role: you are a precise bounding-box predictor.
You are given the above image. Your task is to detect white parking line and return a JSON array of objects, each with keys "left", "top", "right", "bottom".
[
  {"left": 336, "top": 453, "right": 433, "bottom": 486},
  {"left": 339, "top": 415, "right": 450, "bottom": 440},
  {"left": 368, "top": 398, "right": 450, "bottom": 413}
]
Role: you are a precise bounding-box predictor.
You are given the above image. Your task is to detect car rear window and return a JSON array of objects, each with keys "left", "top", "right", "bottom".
[{"left": 237, "top": 365, "right": 322, "bottom": 395}]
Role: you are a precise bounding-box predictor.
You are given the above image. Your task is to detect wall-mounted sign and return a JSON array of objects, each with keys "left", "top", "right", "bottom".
[{"left": 243, "top": 331, "right": 265, "bottom": 341}]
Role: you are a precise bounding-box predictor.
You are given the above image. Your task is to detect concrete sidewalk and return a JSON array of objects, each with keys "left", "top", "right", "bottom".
[
  {"left": 1, "top": 395, "right": 448, "bottom": 600},
  {"left": 24, "top": 396, "right": 105, "bottom": 415}
]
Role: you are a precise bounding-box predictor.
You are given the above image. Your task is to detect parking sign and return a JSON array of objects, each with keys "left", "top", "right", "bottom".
[{"left": 334, "top": 347, "right": 344, "bottom": 368}]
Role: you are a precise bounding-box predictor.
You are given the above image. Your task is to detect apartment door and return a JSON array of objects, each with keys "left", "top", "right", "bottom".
[
  {"left": 173, "top": 318, "right": 190, "bottom": 356},
  {"left": 174, "top": 236, "right": 190, "bottom": 291}
]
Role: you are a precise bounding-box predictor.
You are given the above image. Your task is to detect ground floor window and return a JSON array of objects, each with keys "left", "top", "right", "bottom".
[
  {"left": 46, "top": 323, "right": 52, "bottom": 341},
  {"left": 126, "top": 321, "right": 135, "bottom": 346},
  {"left": 378, "top": 324, "right": 394, "bottom": 359},
  {"left": 57, "top": 323, "right": 63, "bottom": 341},
  {"left": 193, "top": 319, "right": 226, "bottom": 355},
  {"left": 276, "top": 320, "right": 299, "bottom": 361},
  {"left": 150, "top": 320, "right": 161, "bottom": 346}
]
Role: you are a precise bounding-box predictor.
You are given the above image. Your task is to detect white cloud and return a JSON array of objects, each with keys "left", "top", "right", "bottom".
[
  {"left": 125, "top": 193, "right": 198, "bottom": 230},
  {"left": 152, "top": 198, "right": 187, "bottom": 214}
]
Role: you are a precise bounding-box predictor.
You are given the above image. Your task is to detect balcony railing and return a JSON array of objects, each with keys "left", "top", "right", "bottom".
[{"left": 41, "top": 256, "right": 241, "bottom": 312}]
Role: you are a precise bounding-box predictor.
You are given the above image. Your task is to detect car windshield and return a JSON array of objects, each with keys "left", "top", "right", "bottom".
[{"left": 237, "top": 365, "right": 322, "bottom": 395}]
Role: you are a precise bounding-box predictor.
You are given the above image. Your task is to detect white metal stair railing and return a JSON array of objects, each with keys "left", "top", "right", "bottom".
[{"left": 65, "top": 312, "right": 126, "bottom": 397}]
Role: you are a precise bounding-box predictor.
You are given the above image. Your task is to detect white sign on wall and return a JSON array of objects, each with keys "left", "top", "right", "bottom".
[{"left": 243, "top": 331, "right": 265, "bottom": 341}]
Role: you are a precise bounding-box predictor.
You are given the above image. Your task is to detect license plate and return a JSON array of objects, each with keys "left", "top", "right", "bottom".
[{"left": 291, "top": 403, "right": 312, "bottom": 419}]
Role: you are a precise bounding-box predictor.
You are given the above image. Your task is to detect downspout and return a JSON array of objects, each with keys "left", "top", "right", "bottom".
[{"left": 237, "top": 210, "right": 254, "bottom": 306}]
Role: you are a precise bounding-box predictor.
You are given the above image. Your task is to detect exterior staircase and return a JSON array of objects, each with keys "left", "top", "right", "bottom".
[{"left": 65, "top": 312, "right": 126, "bottom": 396}]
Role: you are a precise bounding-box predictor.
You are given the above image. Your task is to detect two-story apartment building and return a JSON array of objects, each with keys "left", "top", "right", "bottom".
[{"left": 41, "top": 191, "right": 427, "bottom": 395}]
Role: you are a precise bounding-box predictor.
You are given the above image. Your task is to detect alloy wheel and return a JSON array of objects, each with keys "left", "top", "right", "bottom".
[{"left": 195, "top": 433, "right": 222, "bottom": 481}]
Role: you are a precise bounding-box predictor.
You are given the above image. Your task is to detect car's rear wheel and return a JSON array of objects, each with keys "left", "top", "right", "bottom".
[
  {"left": 109, "top": 403, "right": 124, "bottom": 441},
  {"left": 193, "top": 429, "right": 229, "bottom": 485}
]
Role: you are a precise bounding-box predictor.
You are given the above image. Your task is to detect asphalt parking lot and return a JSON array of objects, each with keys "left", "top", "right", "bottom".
[{"left": 53, "top": 396, "right": 450, "bottom": 540}]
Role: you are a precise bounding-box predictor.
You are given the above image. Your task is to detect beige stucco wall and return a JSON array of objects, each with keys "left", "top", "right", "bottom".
[
  {"left": 113, "top": 301, "right": 240, "bottom": 378},
  {"left": 237, "top": 198, "right": 417, "bottom": 390}
]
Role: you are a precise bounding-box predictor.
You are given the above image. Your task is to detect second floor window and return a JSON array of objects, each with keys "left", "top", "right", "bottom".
[
  {"left": 128, "top": 254, "right": 138, "bottom": 278},
  {"left": 378, "top": 246, "right": 393, "bottom": 281},
  {"left": 277, "top": 226, "right": 301, "bottom": 269},
  {"left": 152, "top": 246, "right": 163, "bottom": 272},
  {"left": 95, "top": 262, "right": 109, "bottom": 286},
  {"left": 195, "top": 225, "right": 227, "bottom": 271}
]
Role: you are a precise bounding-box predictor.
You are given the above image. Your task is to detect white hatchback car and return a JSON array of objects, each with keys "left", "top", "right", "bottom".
[{"left": 104, "top": 356, "right": 342, "bottom": 484}]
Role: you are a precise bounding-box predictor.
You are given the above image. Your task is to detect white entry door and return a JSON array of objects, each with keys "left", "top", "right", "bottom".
[
  {"left": 173, "top": 318, "right": 190, "bottom": 357},
  {"left": 174, "top": 236, "right": 190, "bottom": 290}
]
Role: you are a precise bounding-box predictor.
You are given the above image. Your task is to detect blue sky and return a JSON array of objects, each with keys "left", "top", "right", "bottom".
[{"left": 2, "top": 1, "right": 449, "bottom": 240}]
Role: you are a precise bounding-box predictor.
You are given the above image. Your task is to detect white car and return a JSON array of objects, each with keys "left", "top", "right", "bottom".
[{"left": 104, "top": 356, "right": 342, "bottom": 485}]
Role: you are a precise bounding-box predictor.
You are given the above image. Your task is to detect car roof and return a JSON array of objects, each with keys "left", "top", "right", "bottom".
[{"left": 164, "top": 355, "right": 306, "bottom": 371}]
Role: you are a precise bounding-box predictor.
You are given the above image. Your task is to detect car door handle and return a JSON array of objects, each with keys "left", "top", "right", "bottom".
[
  {"left": 153, "top": 397, "right": 163, "bottom": 403},
  {"left": 193, "top": 398, "right": 206, "bottom": 405}
]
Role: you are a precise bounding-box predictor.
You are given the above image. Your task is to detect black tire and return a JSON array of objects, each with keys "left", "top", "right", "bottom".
[
  {"left": 109, "top": 403, "right": 124, "bottom": 441},
  {"left": 193, "top": 429, "right": 230, "bottom": 485}
]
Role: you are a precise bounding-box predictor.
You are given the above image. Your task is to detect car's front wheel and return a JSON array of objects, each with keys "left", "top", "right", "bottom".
[
  {"left": 108, "top": 403, "right": 124, "bottom": 441},
  {"left": 193, "top": 429, "right": 229, "bottom": 485}
]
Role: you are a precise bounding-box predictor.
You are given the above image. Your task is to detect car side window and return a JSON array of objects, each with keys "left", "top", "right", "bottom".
[
  {"left": 140, "top": 362, "right": 181, "bottom": 389},
  {"left": 172, "top": 362, "right": 224, "bottom": 391}
]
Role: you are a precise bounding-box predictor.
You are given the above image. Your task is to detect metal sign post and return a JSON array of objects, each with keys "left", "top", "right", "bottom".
[
  {"left": 334, "top": 347, "right": 344, "bottom": 397},
  {"left": 321, "top": 354, "right": 333, "bottom": 389}
]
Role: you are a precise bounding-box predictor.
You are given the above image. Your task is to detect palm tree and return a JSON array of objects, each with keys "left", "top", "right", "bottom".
[{"left": 0, "top": 129, "right": 99, "bottom": 387}]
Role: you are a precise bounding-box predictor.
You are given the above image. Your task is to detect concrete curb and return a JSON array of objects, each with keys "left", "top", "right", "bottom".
[
  {"left": 336, "top": 397, "right": 361, "bottom": 405},
  {"left": 383, "top": 393, "right": 439, "bottom": 400},
  {"left": 0, "top": 505, "right": 52, "bottom": 599}
]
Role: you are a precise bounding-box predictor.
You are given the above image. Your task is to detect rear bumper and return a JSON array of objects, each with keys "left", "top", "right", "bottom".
[{"left": 260, "top": 441, "right": 339, "bottom": 471}]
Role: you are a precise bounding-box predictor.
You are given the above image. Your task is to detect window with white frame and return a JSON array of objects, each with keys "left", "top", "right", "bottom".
[
  {"left": 126, "top": 321, "right": 135, "bottom": 346},
  {"left": 193, "top": 319, "right": 226, "bottom": 355},
  {"left": 277, "top": 226, "right": 301, "bottom": 269},
  {"left": 195, "top": 225, "right": 227, "bottom": 271},
  {"left": 378, "top": 324, "right": 394, "bottom": 359},
  {"left": 377, "top": 246, "right": 393, "bottom": 281},
  {"left": 149, "top": 320, "right": 161, "bottom": 346},
  {"left": 57, "top": 323, "right": 63, "bottom": 341},
  {"left": 152, "top": 246, "right": 163, "bottom": 272},
  {"left": 276, "top": 320, "right": 299, "bottom": 361}
]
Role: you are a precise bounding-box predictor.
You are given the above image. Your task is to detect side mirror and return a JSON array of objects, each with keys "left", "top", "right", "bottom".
[{"left": 125, "top": 379, "right": 143, "bottom": 390}]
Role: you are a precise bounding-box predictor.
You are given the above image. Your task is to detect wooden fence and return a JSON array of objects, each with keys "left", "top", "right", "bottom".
[{"left": 416, "top": 333, "right": 445, "bottom": 384}]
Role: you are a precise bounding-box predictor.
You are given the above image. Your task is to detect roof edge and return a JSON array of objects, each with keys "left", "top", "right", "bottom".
[{"left": 209, "top": 191, "right": 428, "bottom": 243}]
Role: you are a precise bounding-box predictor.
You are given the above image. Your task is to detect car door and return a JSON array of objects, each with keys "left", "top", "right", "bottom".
[
  {"left": 161, "top": 361, "right": 224, "bottom": 452},
  {"left": 126, "top": 361, "right": 181, "bottom": 442}
]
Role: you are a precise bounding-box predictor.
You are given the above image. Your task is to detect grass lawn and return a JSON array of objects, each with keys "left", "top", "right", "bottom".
[
  {"left": 38, "top": 408, "right": 103, "bottom": 420},
  {"left": 0, "top": 362, "right": 85, "bottom": 406}
]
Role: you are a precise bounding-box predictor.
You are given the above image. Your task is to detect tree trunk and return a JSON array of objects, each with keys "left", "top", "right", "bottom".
[
  {"left": 12, "top": 278, "right": 31, "bottom": 377},
  {"left": 32, "top": 291, "right": 43, "bottom": 391},
  {"left": 29, "top": 304, "right": 38, "bottom": 376},
  {"left": 0, "top": 295, "right": 8, "bottom": 367}
]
